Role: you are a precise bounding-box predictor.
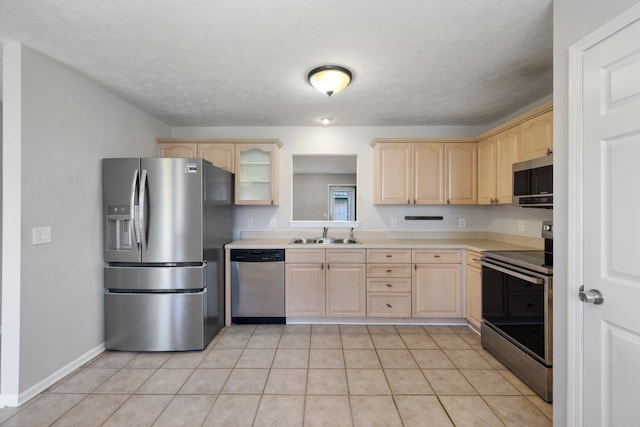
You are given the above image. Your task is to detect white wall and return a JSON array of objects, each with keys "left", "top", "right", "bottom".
[
  {"left": 174, "top": 119, "right": 552, "bottom": 239},
  {"left": 2, "top": 42, "right": 170, "bottom": 402},
  {"left": 553, "top": 0, "right": 640, "bottom": 424},
  {"left": 0, "top": 100, "right": 3, "bottom": 319}
]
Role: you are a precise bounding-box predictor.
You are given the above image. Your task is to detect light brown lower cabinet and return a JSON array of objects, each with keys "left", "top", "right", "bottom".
[
  {"left": 465, "top": 251, "right": 482, "bottom": 330},
  {"left": 366, "top": 249, "right": 412, "bottom": 317},
  {"left": 326, "top": 263, "right": 366, "bottom": 317},
  {"left": 412, "top": 250, "right": 462, "bottom": 317},
  {"left": 285, "top": 248, "right": 467, "bottom": 320},
  {"left": 285, "top": 249, "right": 366, "bottom": 318},
  {"left": 285, "top": 250, "right": 325, "bottom": 317},
  {"left": 366, "top": 277, "right": 412, "bottom": 317},
  {"left": 367, "top": 292, "right": 412, "bottom": 317}
]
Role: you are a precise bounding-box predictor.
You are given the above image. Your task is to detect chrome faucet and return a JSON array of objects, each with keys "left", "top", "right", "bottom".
[
  {"left": 349, "top": 227, "right": 355, "bottom": 240},
  {"left": 322, "top": 227, "right": 329, "bottom": 239}
]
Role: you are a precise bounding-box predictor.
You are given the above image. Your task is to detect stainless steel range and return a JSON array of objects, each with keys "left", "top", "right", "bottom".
[{"left": 479, "top": 221, "right": 553, "bottom": 402}]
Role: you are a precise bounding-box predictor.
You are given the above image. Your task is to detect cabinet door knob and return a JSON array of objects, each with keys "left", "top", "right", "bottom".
[
  {"left": 547, "top": 148, "right": 553, "bottom": 155},
  {"left": 386, "top": 303, "right": 393, "bottom": 308}
]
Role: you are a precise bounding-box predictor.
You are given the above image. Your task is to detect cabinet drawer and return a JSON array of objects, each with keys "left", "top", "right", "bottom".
[
  {"left": 367, "top": 293, "right": 411, "bottom": 317},
  {"left": 366, "top": 264, "right": 412, "bottom": 278},
  {"left": 367, "top": 278, "right": 412, "bottom": 292},
  {"left": 466, "top": 251, "right": 482, "bottom": 268},
  {"left": 413, "top": 249, "right": 461, "bottom": 264},
  {"left": 286, "top": 249, "right": 325, "bottom": 263},
  {"left": 367, "top": 249, "right": 412, "bottom": 263},
  {"left": 326, "top": 249, "right": 366, "bottom": 263}
]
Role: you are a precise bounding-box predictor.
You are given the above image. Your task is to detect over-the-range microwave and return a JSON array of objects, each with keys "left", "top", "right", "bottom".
[{"left": 512, "top": 154, "right": 553, "bottom": 208}]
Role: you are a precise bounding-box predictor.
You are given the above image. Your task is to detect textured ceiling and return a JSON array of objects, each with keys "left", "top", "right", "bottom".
[{"left": 0, "top": 0, "right": 553, "bottom": 127}]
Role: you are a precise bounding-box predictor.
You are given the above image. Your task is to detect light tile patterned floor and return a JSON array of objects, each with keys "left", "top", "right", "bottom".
[{"left": 0, "top": 324, "right": 553, "bottom": 426}]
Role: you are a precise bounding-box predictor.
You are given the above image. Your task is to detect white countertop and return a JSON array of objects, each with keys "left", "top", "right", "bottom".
[{"left": 225, "top": 237, "right": 541, "bottom": 253}]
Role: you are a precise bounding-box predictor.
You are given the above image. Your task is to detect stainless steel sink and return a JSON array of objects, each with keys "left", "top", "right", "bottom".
[
  {"left": 289, "top": 237, "right": 360, "bottom": 244},
  {"left": 289, "top": 238, "right": 320, "bottom": 244}
]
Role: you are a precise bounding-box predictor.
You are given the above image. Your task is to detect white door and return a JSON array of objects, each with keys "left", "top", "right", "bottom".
[{"left": 580, "top": 11, "right": 640, "bottom": 427}]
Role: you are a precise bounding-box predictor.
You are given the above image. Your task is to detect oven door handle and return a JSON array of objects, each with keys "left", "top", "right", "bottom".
[{"left": 478, "top": 260, "right": 544, "bottom": 285}]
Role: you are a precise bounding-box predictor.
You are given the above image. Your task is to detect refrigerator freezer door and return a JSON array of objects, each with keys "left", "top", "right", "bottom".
[
  {"left": 103, "top": 158, "right": 143, "bottom": 263},
  {"left": 141, "top": 158, "right": 204, "bottom": 263},
  {"left": 104, "top": 265, "right": 205, "bottom": 291},
  {"left": 105, "top": 290, "right": 206, "bottom": 351}
]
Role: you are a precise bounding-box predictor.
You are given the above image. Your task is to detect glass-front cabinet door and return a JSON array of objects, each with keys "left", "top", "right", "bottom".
[{"left": 235, "top": 142, "right": 280, "bottom": 205}]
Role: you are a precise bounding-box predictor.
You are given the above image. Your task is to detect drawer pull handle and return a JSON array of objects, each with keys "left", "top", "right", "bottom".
[
  {"left": 434, "top": 255, "right": 441, "bottom": 258},
  {"left": 386, "top": 269, "right": 393, "bottom": 273},
  {"left": 386, "top": 255, "right": 392, "bottom": 258},
  {"left": 386, "top": 303, "right": 392, "bottom": 308},
  {"left": 385, "top": 284, "right": 393, "bottom": 287}
]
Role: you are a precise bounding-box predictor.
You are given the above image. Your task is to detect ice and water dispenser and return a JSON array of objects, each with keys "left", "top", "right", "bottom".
[{"left": 106, "top": 205, "right": 134, "bottom": 251}]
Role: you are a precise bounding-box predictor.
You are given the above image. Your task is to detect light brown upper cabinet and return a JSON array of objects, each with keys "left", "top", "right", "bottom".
[
  {"left": 444, "top": 143, "right": 477, "bottom": 205},
  {"left": 158, "top": 139, "right": 234, "bottom": 172},
  {"left": 235, "top": 142, "right": 280, "bottom": 205},
  {"left": 158, "top": 138, "right": 282, "bottom": 205},
  {"left": 372, "top": 142, "right": 412, "bottom": 205},
  {"left": 521, "top": 110, "right": 553, "bottom": 161},
  {"left": 197, "top": 143, "right": 234, "bottom": 173},
  {"left": 159, "top": 142, "right": 197, "bottom": 158},
  {"left": 372, "top": 140, "right": 474, "bottom": 205},
  {"left": 477, "top": 126, "right": 521, "bottom": 205},
  {"left": 414, "top": 143, "right": 445, "bottom": 204}
]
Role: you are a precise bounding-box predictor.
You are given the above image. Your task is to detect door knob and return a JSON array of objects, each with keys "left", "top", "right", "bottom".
[{"left": 579, "top": 285, "right": 604, "bottom": 305}]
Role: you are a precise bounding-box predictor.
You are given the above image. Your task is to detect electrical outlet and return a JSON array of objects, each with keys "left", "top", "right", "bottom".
[
  {"left": 458, "top": 218, "right": 466, "bottom": 228},
  {"left": 391, "top": 218, "right": 398, "bottom": 228},
  {"left": 270, "top": 217, "right": 277, "bottom": 227},
  {"left": 518, "top": 220, "right": 525, "bottom": 232},
  {"left": 32, "top": 226, "right": 52, "bottom": 245},
  {"left": 247, "top": 218, "right": 254, "bottom": 228}
]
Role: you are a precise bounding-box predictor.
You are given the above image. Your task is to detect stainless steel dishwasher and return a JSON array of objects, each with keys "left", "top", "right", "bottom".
[{"left": 230, "top": 249, "right": 285, "bottom": 324}]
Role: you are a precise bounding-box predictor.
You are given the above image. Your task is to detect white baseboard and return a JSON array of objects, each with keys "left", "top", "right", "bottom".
[{"left": 0, "top": 343, "right": 105, "bottom": 408}]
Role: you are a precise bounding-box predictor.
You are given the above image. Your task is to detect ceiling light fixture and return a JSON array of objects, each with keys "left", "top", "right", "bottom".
[
  {"left": 307, "top": 65, "right": 353, "bottom": 97},
  {"left": 320, "top": 117, "right": 333, "bottom": 125}
]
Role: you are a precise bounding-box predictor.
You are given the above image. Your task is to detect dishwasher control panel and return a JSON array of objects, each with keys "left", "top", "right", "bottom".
[{"left": 230, "top": 249, "right": 285, "bottom": 262}]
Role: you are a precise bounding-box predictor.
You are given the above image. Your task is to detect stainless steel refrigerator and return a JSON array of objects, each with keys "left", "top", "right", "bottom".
[{"left": 102, "top": 157, "right": 233, "bottom": 351}]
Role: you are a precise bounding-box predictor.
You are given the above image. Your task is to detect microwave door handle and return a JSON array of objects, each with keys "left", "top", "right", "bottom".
[
  {"left": 478, "top": 260, "right": 544, "bottom": 285},
  {"left": 130, "top": 169, "right": 141, "bottom": 246},
  {"left": 139, "top": 169, "right": 148, "bottom": 250}
]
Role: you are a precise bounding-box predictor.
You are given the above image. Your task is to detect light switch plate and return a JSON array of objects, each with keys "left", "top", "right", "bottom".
[{"left": 32, "top": 226, "right": 52, "bottom": 245}]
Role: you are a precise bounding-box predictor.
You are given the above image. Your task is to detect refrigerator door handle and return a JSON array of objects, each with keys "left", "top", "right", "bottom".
[
  {"left": 130, "top": 169, "right": 141, "bottom": 246},
  {"left": 139, "top": 169, "right": 148, "bottom": 250}
]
